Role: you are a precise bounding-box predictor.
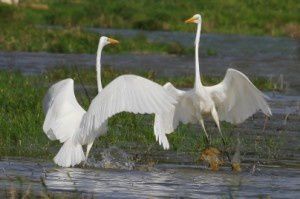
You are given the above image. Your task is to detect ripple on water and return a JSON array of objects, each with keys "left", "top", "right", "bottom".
[
  {"left": 1, "top": 158, "right": 300, "bottom": 198},
  {"left": 84, "top": 146, "right": 135, "bottom": 170}
]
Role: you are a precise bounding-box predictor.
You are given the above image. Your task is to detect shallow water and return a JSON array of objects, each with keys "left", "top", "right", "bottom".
[{"left": 1, "top": 158, "right": 299, "bottom": 198}]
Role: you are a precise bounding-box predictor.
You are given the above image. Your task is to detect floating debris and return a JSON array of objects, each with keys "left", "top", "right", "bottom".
[
  {"left": 200, "top": 147, "right": 224, "bottom": 171},
  {"left": 231, "top": 163, "right": 241, "bottom": 172}
]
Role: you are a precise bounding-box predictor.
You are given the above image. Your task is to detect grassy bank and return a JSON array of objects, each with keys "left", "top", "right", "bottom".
[
  {"left": 0, "top": 67, "right": 278, "bottom": 160},
  {"left": 0, "top": 0, "right": 299, "bottom": 54},
  {"left": 0, "top": 24, "right": 192, "bottom": 55}
]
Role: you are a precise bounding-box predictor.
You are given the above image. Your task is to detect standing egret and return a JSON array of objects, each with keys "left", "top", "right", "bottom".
[
  {"left": 43, "top": 36, "right": 176, "bottom": 167},
  {"left": 163, "top": 14, "right": 272, "bottom": 144}
]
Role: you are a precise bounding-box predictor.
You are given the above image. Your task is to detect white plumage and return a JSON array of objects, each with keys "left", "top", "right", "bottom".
[
  {"left": 43, "top": 79, "right": 86, "bottom": 167},
  {"left": 164, "top": 14, "right": 271, "bottom": 140},
  {"left": 43, "top": 79, "right": 86, "bottom": 142},
  {"left": 205, "top": 69, "right": 271, "bottom": 124},
  {"left": 43, "top": 36, "right": 176, "bottom": 167},
  {"left": 76, "top": 74, "right": 175, "bottom": 148}
]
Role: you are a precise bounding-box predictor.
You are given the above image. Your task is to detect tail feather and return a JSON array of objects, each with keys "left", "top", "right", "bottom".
[{"left": 54, "top": 139, "right": 85, "bottom": 167}]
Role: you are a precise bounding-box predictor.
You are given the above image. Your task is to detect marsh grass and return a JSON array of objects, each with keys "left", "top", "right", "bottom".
[
  {"left": 0, "top": 0, "right": 299, "bottom": 54},
  {"left": 0, "top": 67, "right": 278, "bottom": 159},
  {"left": 1, "top": 0, "right": 299, "bottom": 36},
  {"left": 0, "top": 23, "right": 192, "bottom": 55},
  {"left": 0, "top": 71, "right": 55, "bottom": 158},
  {"left": 45, "top": 66, "right": 278, "bottom": 91}
]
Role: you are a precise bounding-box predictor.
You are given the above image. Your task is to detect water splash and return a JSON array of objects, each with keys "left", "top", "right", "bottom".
[{"left": 85, "top": 146, "right": 135, "bottom": 170}]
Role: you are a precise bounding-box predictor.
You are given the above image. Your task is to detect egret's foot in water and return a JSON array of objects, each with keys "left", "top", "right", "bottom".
[
  {"left": 84, "top": 159, "right": 89, "bottom": 166},
  {"left": 200, "top": 147, "right": 224, "bottom": 171},
  {"left": 231, "top": 133, "right": 242, "bottom": 172}
]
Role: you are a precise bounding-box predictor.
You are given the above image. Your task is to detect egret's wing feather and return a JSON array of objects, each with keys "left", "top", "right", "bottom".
[
  {"left": 43, "top": 79, "right": 86, "bottom": 142},
  {"left": 163, "top": 82, "right": 197, "bottom": 131},
  {"left": 76, "top": 75, "right": 176, "bottom": 147},
  {"left": 205, "top": 68, "right": 272, "bottom": 124}
]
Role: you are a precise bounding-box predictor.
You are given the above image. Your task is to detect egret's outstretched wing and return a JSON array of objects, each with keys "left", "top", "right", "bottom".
[
  {"left": 76, "top": 75, "right": 176, "bottom": 148},
  {"left": 205, "top": 68, "right": 271, "bottom": 124},
  {"left": 43, "top": 79, "right": 86, "bottom": 142},
  {"left": 163, "top": 82, "right": 198, "bottom": 130}
]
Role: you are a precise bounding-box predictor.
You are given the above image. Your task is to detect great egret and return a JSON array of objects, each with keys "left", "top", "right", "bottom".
[
  {"left": 163, "top": 14, "right": 272, "bottom": 144},
  {"left": 43, "top": 36, "right": 176, "bottom": 167}
]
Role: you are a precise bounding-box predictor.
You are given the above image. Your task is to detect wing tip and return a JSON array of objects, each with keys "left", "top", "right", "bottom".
[{"left": 265, "top": 106, "right": 272, "bottom": 117}]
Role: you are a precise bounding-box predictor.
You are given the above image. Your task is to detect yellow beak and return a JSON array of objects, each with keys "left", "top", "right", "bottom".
[
  {"left": 108, "top": 38, "right": 119, "bottom": 45},
  {"left": 185, "top": 16, "right": 196, "bottom": 23}
]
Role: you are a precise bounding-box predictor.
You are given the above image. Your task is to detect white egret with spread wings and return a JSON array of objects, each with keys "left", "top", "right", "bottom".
[
  {"left": 43, "top": 36, "right": 176, "bottom": 167},
  {"left": 163, "top": 14, "right": 272, "bottom": 144}
]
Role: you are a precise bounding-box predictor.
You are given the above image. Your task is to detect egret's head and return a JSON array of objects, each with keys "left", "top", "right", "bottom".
[
  {"left": 100, "top": 36, "right": 119, "bottom": 46},
  {"left": 185, "top": 14, "right": 202, "bottom": 24}
]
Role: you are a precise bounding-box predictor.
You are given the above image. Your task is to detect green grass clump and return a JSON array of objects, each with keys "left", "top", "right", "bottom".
[
  {"left": 1, "top": 0, "right": 298, "bottom": 54},
  {"left": 0, "top": 71, "right": 55, "bottom": 158},
  {"left": 0, "top": 67, "right": 276, "bottom": 159},
  {"left": 1, "top": 0, "right": 299, "bottom": 37},
  {"left": 0, "top": 23, "right": 191, "bottom": 54}
]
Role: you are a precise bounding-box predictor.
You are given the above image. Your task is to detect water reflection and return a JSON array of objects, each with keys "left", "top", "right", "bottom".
[{"left": 44, "top": 165, "right": 300, "bottom": 198}]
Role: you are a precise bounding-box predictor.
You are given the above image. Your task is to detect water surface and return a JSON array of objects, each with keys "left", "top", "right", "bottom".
[{"left": 1, "top": 158, "right": 299, "bottom": 198}]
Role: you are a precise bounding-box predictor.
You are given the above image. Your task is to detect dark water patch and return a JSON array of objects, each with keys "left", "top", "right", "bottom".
[{"left": 1, "top": 51, "right": 299, "bottom": 94}]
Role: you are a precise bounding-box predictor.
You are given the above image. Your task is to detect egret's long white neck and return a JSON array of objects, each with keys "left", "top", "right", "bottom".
[
  {"left": 194, "top": 21, "right": 202, "bottom": 89},
  {"left": 96, "top": 41, "right": 104, "bottom": 93}
]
